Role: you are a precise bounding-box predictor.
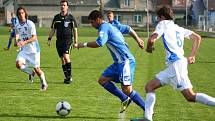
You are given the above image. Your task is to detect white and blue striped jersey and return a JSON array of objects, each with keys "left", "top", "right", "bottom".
[
  {"left": 154, "top": 20, "right": 193, "bottom": 63},
  {"left": 15, "top": 20, "right": 40, "bottom": 54},
  {"left": 96, "top": 22, "right": 134, "bottom": 63},
  {"left": 109, "top": 19, "right": 131, "bottom": 34}
]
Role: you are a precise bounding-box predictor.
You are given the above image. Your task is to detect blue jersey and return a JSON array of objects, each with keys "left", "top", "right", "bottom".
[
  {"left": 96, "top": 22, "right": 134, "bottom": 63},
  {"left": 11, "top": 17, "right": 18, "bottom": 27},
  {"left": 109, "top": 20, "right": 130, "bottom": 34}
]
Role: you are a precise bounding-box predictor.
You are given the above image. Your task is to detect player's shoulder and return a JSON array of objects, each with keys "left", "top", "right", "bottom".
[
  {"left": 54, "top": 14, "right": 61, "bottom": 19},
  {"left": 26, "top": 20, "right": 35, "bottom": 25}
]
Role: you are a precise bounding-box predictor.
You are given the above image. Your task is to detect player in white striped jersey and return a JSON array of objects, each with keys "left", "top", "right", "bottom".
[
  {"left": 15, "top": 7, "right": 48, "bottom": 91},
  {"left": 143, "top": 6, "right": 215, "bottom": 121}
]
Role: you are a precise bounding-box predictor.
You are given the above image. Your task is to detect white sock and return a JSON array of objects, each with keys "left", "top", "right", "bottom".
[
  {"left": 39, "top": 72, "right": 47, "bottom": 85},
  {"left": 145, "top": 92, "right": 156, "bottom": 121},
  {"left": 20, "top": 65, "right": 33, "bottom": 75},
  {"left": 196, "top": 93, "right": 215, "bottom": 106}
]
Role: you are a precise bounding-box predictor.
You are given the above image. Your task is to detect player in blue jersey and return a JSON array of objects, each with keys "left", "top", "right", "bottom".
[
  {"left": 74, "top": 10, "right": 145, "bottom": 113},
  {"left": 4, "top": 12, "right": 18, "bottom": 50},
  {"left": 106, "top": 11, "right": 144, "bottom": 49},
  {"left": 143, "top": 6, "right": 215, "bottom": 121},
  {"left": 15, "top": 7, "right": 48, "bottom": 91}
]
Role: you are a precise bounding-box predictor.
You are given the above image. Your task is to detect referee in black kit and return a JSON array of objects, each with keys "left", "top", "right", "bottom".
[{"left": 48, "top": 0, "right": 78, "bottom": 84}]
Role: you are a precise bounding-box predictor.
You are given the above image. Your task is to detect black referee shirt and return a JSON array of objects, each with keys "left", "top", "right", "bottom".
[{"left": 51, "top": 13, "right": 77, "bottom": 43}]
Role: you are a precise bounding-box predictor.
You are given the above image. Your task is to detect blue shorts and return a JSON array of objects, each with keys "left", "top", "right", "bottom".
[
  {"left": 102, "top": 59, "right": 135, "bottom": 85},
  {"left": 10, "top": 29, "right": 15, "bottom": 37}
]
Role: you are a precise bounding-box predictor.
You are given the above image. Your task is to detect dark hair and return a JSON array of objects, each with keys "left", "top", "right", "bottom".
[
  {"left": 16, "top": 6, "right": 28, "bottom": 20},
  {"left": 60, "top": 0, "right": 69, "bottom": 6},
  {"left": 107, "top": 10, "right": 113, "bottom": 15},
  {"left": 156, "top": 5, "right": 173, "bottom": 20},
  {"left": 88, "top": 10, "right": 103, "bottom": 20}
]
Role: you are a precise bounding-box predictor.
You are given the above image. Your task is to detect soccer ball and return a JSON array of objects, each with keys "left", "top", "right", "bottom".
[{"left": 56, "top": 101, "right": 71, "bottom": 116}]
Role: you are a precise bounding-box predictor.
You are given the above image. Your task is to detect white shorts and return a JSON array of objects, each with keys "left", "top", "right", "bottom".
[
  {"left": 156, "top": 57, "right": 193, "bottom": 91},
  {"left": 16, "top": 51, "right": 40, "bottom": 68}
]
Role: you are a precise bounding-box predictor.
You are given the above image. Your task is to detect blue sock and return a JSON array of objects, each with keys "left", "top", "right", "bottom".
[
  {"left": 101, "top": 81, "right": 128, "bottom": 102},
  {"left": 129, "top": 90, "right": 145, "bottom": 111},
  {"left": 7, "top": 37, "right": 12, "bottom": 49}
]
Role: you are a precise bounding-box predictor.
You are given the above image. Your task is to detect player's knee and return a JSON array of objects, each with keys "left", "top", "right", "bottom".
[
  {"left": 122, "top": 87, "right": 132, "bottom": 96},
  {"left": 98, "top": 78, "right": 104, "bottom": 85},
  {"left": 145, "top": 83, "right": 153, "bottom": 92},
  {"left": 16, "top": 63, "right": 22, "bottom": 69},
  {"left": 185, "top": 95, "right": 196, "bottom": 102}
]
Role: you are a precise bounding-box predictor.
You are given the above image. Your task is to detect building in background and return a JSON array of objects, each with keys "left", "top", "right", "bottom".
[{"left": 1, "top": 0, "right": 155, "bottom": 27}]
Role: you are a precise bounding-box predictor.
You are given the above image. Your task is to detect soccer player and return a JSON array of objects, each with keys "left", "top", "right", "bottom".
[
  {"left": 4, "top": 12, "right": 18, "bottom": 50},
  {"left": 15, "top": 7, "right": 48, "bottom": 91},
  {"left": 106, "top": 11, "right": 144, "bottom": 49},
  {"left": 143, "top": 6, "right": 215, "bottom": 121},
  {"left": 47, "top": 0, "right": 78, "bottom": 84},
  {"left": 74, "top": 10, "right": 145, "bottom": 113}
]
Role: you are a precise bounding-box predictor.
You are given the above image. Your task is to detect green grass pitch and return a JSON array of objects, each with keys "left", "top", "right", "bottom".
[{"left": 0, "top": 26, "right": 214, "bottom": 121}]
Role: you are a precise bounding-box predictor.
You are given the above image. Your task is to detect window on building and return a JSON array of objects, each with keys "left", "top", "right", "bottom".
[
  {"left": 114, "top": 14, "right": 121, "bottom": 22},
  {"left": 134, "top": 15, "right": 142, "bottom": 23},
  {"left": 124, "top": 0, "right": 130, "bottom": 6}
]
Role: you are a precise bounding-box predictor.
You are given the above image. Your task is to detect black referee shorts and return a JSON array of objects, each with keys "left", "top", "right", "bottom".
[{"left": 56, "top": 40, "right": 73, "bottom": 57}]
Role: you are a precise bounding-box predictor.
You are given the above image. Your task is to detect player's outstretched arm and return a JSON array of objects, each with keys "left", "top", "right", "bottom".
[
  {"left": 129, "top": 28, "right": 144, "bottom": 49},
  {"left": 187, "top": 32, "right": 201, "bottom": 64},
  {"left": 75, "top": 41, "right": 100, "bottom": 49},
  {"left": 146, "top": 33, "right": 157, "bottom": 53},
  {"left": 47, "top": 28, "right": 56, "bottom": 46}
]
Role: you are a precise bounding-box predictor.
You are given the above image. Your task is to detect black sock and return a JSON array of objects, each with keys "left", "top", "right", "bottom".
[
  {"left": 62, "top": 65, "right": 68, "bottom": 79},
  {"left": 65, "top": 62, "right": 72, "bottom": 79}
]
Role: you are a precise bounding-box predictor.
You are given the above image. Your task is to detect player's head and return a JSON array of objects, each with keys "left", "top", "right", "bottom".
[
  {"left": 156, "top": 5, "right": 174, "bottom": 21},
  {"left": 16, "top": 7, "right": 28, "bottom": 22},
  {"left": 106, "top": 11, "right": 114, "bottom": 22},
  {"left": 60, "top": 0, "right": 69, "bottom": 13},
  {"left": 88, "top": 10, "right": 103, "bottom": 29}
]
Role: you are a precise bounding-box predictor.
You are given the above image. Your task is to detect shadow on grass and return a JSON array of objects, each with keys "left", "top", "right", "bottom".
[{"left": 0, "top": 113, "right": 122, "bottom": 120}]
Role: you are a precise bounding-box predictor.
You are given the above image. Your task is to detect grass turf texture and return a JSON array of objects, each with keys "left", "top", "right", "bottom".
[{"left": 0, "top": 26, "right": 214, "bottom": 121}]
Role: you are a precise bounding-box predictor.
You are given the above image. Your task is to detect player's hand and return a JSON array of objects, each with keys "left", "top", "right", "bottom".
[
  {"left": 47, "top": 37, "right": 52, "bottom": 46},
  {"left": 73, "top": 43, "right": 78, "bottom": 49},
  {"left": 146, "top": 46, "right": 154, "bottom": 53},
  {"left": 187, "top": 56, "right": 195, "bottom": 64},
  {"left": 136, "top": 38, "right": 144, "bottom": 49},
  {"left": 17, "top": 40, "right": 26, "bottom": 47}
]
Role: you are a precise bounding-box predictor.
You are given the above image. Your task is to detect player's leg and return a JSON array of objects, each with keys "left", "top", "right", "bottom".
[
  {"left": 16, "top": 52, "right": 34, "bottom": 76},
  {"left": 98, "top": 76, "right": 129, "bottom": 102},
  {"left": 34, "top": 67, "right": 48, "bottom": 91},
  {"left": 120, "top": 60, "right": 145, "bottom": 112},
  {"left": 98, "top": 64, "right": 128, "bottom": 103},
  {"left": 181, "top": 88, "right": 215, "bottom": 106},
  {"left": 62, "top": 43, "right": 73, "bottom": 83},
  {"left": 144, "top": 78, "right": 162, "bottom": 121},
  {"left": 63, "top": 53, "right": 72, "bottom": 83},
  {"left": 4, "top": 32, "right": 14, "bottom": 50},
  {"left": 32, "top": 52, "right": 48, "bottom": 90}
]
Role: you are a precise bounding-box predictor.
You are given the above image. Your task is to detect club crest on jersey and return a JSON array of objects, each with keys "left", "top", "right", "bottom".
[{"left": 64, "top": 22, "right": 70, "bottom": 27}]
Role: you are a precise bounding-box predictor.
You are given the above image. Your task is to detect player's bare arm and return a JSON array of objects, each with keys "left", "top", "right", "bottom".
[
  {"left": 146, "top": 33, "right": 157, "bottom": 53},
  {"left": 187, "top": 32, "right": 201, "bottom": 64},
  {"left": 48, "top": 28, "right": 56, "bottom": 46},
  {"left": 17, "top": 35, "right": 37, "bottom": 47},
  {"left": 129, "top": 28, "right": 144, "bottom": 49},
  {"left": 76, "top": 41, "right": 100, "bottom": 48},
  {"left": 73, "top": 28, "right": 78, "bottom": 47}
]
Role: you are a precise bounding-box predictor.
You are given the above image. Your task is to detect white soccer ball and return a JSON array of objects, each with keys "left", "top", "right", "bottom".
[{"left": 56, "top": 101, "right": 71, "bottom": 116}]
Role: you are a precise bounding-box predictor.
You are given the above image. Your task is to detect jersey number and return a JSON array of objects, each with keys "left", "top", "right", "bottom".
[
  {"left": 176, "top": 31, "right": 182, "bottom": 47},
  {"left": 23, "top": 37, "right": 28, "bottom": 41}
]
